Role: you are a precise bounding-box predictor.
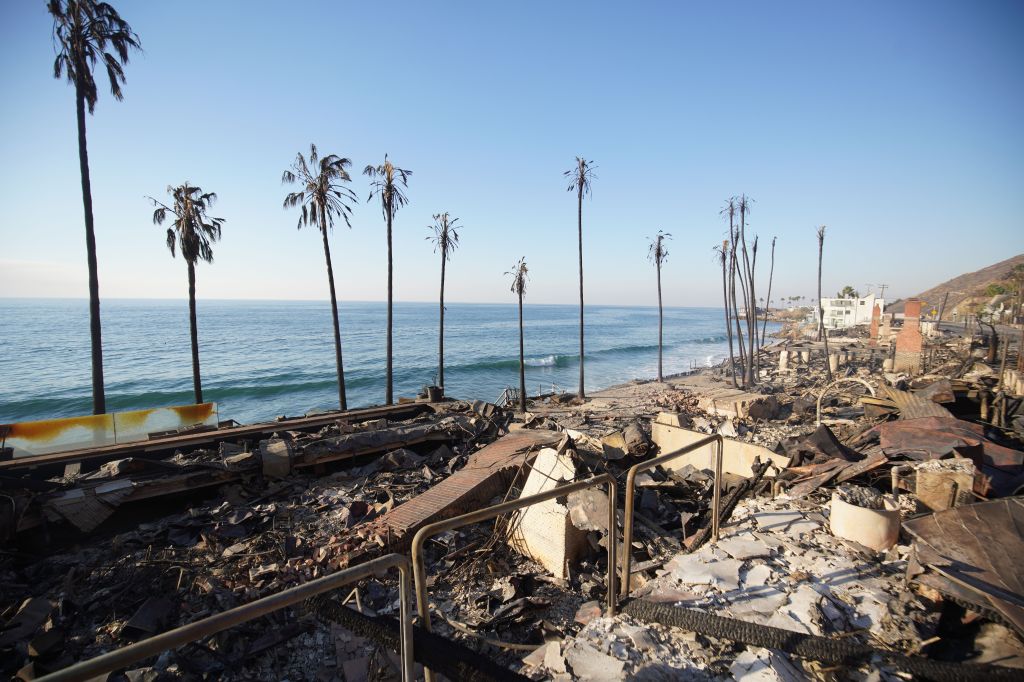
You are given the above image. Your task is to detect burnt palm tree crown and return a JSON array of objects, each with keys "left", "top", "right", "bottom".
[
  {"left": 50, "top": 0, "right": 140, "bottom": 415},
  {"left": 364, "top": 155, "right": 412, "bottom": 406},
  {"left": 149, "top": 184, "right": 224, "bottom": 405},
  {"left": 564, "top": 157, "right": 595, "bottom": 401},
  {"left": 427, "top": 213, "right": 461, "bottom": 391},
  {"left": 648, "top": 231, "right": 671, "bottom": 382},
  {"left": 507, "top": 258, "right": 529, "bottom": 413},
  {"left": 283, "top": 144, "right": 357, "bottom": 410}
]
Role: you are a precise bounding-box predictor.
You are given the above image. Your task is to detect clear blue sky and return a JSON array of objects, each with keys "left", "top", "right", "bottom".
[{"left": 1, "top": 1, "right": 1021, "bottom": 306}]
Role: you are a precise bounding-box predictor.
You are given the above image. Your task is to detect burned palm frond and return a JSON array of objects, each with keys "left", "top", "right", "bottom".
[
  {"left": 282, "top": 143, "right": 357, "bottom": 233},
  {"left": 50, "top": 0, "right": 141, "bottom": 113},
  {"left": 148, "top": 183, "right": 224, "bottom": 265},
  {"left": 364, "top": 155, "right": 412, "bottom": 219}
]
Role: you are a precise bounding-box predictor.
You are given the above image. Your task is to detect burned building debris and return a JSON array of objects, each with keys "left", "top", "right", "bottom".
[{"left": 1, "top": 319, "right": 1023, "bottom": 681}]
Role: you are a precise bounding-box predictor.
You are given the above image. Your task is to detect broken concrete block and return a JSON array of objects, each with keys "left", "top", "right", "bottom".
[
  {"left": 913, "top": 458, "right": 974, "bottom": 512},
  {"left": 543, "top": 640, "right": 567, "bottom": 674},
  {"left": 599, "top": 431, "right": 627, "bottom": 460},
  {"left": 716, "top": 535, "right": 773, "bottom": 561},
  {"left": 564, "top": 639, "right": 625, "bottom": 681},
  {"left": 509, "top": 448, "right": 588, "bottom": 579},
  {"left": 259, "top": 438, "right": 293, "bottom": 478},
  {"left": 747, "top": 395, "right": 780, "bottom": 421},
  {"left": 567, "top": 488, "right": 610, "bottom": 535},
  {"left": 652, "top": 423, "right": 790, "bottom": 478}
]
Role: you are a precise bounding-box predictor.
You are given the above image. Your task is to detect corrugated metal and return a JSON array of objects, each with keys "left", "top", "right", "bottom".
[{"left": 881, "top": 386, "right": 953, "bottom": 420}]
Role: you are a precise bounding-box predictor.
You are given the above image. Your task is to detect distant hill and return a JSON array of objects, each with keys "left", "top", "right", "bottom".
[{"left": 888, "top": 253, "right": 1024, "bottom": 317}]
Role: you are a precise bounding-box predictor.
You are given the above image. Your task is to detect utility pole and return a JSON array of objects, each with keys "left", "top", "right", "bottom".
[{"left": 866, "top": 283, "right": 889, "bottom": 300}]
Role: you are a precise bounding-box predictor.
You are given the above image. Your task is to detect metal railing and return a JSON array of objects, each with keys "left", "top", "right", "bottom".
[
  {"left": 411, "top": 473, "right": 618, "bottom": 682},
  {"left": 621, "top": 434, "right": 723, "bottom": 599},
  {"left": 38, "top": 553, "right": 415, "bottom": 682}
]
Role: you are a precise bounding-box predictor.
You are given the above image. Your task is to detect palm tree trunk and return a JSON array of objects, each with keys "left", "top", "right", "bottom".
[
  {"left": 439, "top": 247, "right": 446, "bottom": 389},
  {"left": 321, "top": 215, "right": 346, "bottom": 410},
  {"left": 577, "top": 185, "right": 585, "bottom": 400},
  {"left": 76, "top": 80, "right": 106, "bottom": 415},
  {"left": 761, "top": 239, "right": 776, "bottom": 342},
  {"left": 187, "top": 261, "right": 203, "bottom": 404},
  {"left": 740, "top": 213, "right": 755, "bottom": 386},
  {"left": 386, "top": 207, "right": 394, "bottom": 406},
  {"left": 722, "top": 250, "right": 737, "bottom": 388},
  {"left": 656, "top": 258, "right": 663, "bottom": 382},
  {"left": 817, "top": 232, "right": 833, "bottom": 382},
  {"left": 730, "top": 249, "right": 746, "bottom": 382},
  {"left": 518, "top": 290, "right": 526, "bottom": 412}
]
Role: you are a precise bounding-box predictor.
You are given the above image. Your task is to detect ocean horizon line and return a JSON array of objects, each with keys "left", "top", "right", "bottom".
[{"left": 0, "top": 296, "right": 723, "bottom": 310}]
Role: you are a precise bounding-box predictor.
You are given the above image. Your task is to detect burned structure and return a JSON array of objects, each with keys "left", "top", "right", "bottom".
[{"left": 1, "top": 314, "right": 1023, "bottom": 681}]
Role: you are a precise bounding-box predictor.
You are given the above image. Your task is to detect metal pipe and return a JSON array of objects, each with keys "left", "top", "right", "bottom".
[
  {"left": 38, "top": 553, "right": 415, "bottom": 682},
  {"left": 411, "top": 473, "right": 617, "bottom": 682},
  {"left": 621, "top": 434, "right": 721, "bottom": 599}
]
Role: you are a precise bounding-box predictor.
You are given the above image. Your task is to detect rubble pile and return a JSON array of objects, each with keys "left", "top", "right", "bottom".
[{"left": 1, "top": 320, "right": 1022, "bottom": 680}]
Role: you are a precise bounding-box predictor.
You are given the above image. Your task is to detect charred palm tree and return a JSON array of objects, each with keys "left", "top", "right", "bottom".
[
  {"left": 427, "top": 213, "right": 461, "bottom": 391},
  {"left": 282, "top": 144, "right": 357, "bottom": 410},
  {"left": 816, "top": 225, "right": 833, "bottom": 382},
  {"left": 364, "top": 156, "right": 412, "bottom": 405},
  {"left": 716, "top": 240, "right": 738, "bottom": 387},
  {"left": 722, "top": 199, "right": 746, "bottom": 382},
  {"left": 50, "top": 0, "right": 140, "bottom": 414},
  {"left": 507, "top": 258, "right": 529, "bottom": 412},
  {"left": 564, "top": 157, "right": 595, "bottom": 400},
  {"left": 761, "top": 237, "right": 777, "bottom": 342},
  {"left": 149, "top": 184, "right": 224, "bottom": 404},
  {"left": 738, "top": 195, "right": 757, "bottom": 385},
  {"left": 648, "top": 231, "right": 671, "bottom": 382}
]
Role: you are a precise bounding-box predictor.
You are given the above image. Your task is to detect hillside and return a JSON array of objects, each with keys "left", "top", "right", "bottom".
[{"left": 888, "top": 253, "right": 1024, "bottom": 317}]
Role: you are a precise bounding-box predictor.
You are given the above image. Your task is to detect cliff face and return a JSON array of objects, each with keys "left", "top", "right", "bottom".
[{"left": 888, "top": 253, "right": 1024, "bottom": 317}]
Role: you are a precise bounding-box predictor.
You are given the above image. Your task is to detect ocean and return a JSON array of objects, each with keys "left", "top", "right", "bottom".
[{"left": 0, "top": 299, "right": 770, "bottom": 425}]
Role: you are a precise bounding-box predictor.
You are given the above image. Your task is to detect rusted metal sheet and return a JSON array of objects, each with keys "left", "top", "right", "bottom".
[
  {"left": 904, "top": 497, "right": 1024, "bottom": 636},
  {"left": 3, "top": 404, "right": 218, "bottom": 458},
  {"left": 873, "top": 416, "right": 1024, "bottom": 496},
  {"left": 881, "top": 386, "right": 954, "bottom": 420}
]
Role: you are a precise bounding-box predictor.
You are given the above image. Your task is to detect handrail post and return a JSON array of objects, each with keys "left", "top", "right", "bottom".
[
  {"left": 620, "top": 434, "right": 722, "bottom": 599},
  {"left": 411, "top": 473, "right": 618, "bottom": 682}
]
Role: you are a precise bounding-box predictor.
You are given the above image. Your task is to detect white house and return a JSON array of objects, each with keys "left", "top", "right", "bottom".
[{"left": 814, "top": 293, "right": 885, "bottom": 330}]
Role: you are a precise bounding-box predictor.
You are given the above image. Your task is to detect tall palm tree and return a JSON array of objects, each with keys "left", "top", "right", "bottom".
[
  {"left": 427, "top": 213, "right": 461, "bottom": 391},
  {"left": 816, "top": 225, "right": 833, "bottom": 382},
  {"left": 148, "top": 184, "right": 224, "bottom": 404},
  {"left": 49, "top": 0, "right": 140, "bottom": 415},
  {"left": 507, "top": 258, "right": 529, "bottom": 412},
  {"left": 364, "top": 156, "right": 412, "bottom": 406},
  {"left": 564, "top": 157, "right": 595, "bottom": 400},
  {"left": 647, "top": 231, "right": 671, "bottom": 382},
  {"left": 282, "top": 144, "right": 357, "bottom": 410}
]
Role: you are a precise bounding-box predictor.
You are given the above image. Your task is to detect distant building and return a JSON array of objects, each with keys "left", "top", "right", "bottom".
[{"left": 814, "top": 293, "right": 885, "bottom": 330}]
